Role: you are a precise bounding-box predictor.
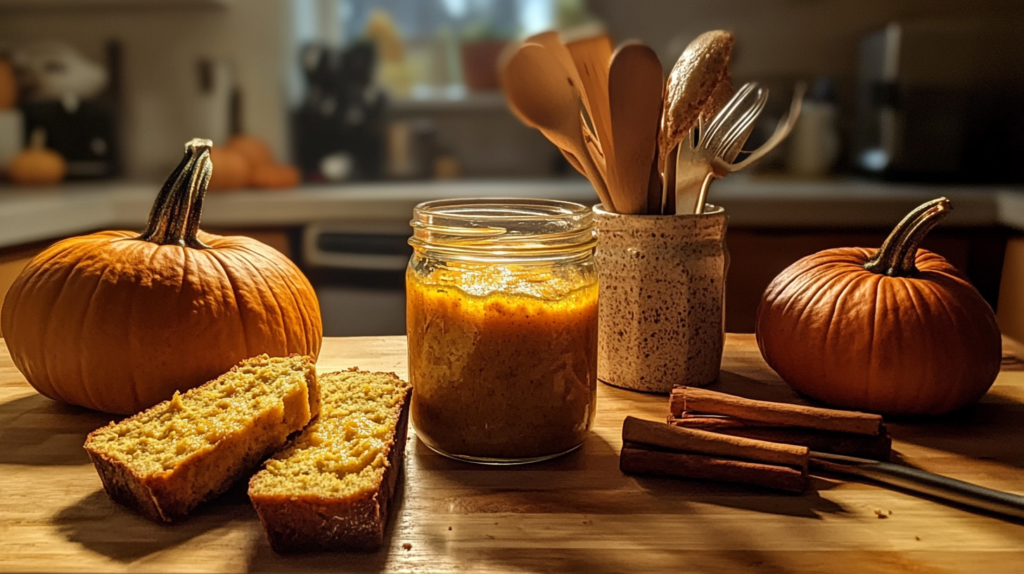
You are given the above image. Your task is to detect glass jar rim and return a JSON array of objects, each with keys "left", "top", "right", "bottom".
[{"left": 409, "top": 198, "right": 596, "bottom": 258}]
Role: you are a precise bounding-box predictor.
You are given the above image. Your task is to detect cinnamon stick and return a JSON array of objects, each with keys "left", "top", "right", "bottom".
[
  {"left": 670, "top": 387, "right": 883, "bottom": 435},
  {"left": 668, "top": 415, "right": 893, "bottom": 461},
  {"left": 667, "top": 415, "right": 753, "bottom": 430},
  {"left": 623, "top": 416, "right": 808, "bottom": 471},
  {"left": 620, "top": 444, "right": 808, "bottom": 493}
]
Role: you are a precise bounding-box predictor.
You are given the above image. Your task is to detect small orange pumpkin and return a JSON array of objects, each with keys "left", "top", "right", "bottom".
[
  {"left": 251, "top": 163, "right": 301, "bottom": 189},
  {"left": 227, "top": 134, "right": 275, "bottom": 171},
  {"left": 755, "top": 198, "right": 1001, "bottom": 416},
  {"left": 206, "top": 146, "right": 250, "bottom": 190},
  {"left": 1, "top": 139, "right": 322, "bottom": 414},
  {"left": 7, "top": 128, "right": 66, "bottom": 185}
]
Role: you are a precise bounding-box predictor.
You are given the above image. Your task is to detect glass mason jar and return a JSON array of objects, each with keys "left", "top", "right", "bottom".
[{"left": 407, "top": 198, "right": 599, "bottom": 464}]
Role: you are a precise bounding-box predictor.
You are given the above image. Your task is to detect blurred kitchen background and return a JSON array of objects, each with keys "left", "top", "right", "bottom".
[{"left": 1, "top": 0, "right": 1024, "bottom": 337}]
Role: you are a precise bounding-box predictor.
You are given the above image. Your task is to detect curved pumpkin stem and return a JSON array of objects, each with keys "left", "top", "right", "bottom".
[
  {"left": 138, "top": 139, "right": 213, "bottom": 249},
  {"left": 864, "top": 197, "right": 952, "bottom": 277}
]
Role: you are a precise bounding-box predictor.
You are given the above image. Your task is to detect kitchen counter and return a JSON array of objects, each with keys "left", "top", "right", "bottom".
[
  {"left": 1, "top": 178, "right": 1023, "bottom": 248},
  {"left": 2, "top": 334, "right": 1023, "bottom": 573}
]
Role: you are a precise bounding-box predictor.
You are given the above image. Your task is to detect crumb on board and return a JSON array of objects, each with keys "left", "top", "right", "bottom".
[
  {"left": 448, "top": 526, "right": 452, "bottom": 531},
  {"left": 915, "top": 536, "right": 921, "bottom": 541},
  {"left": 873, "top": 509, "right": 889, "bottom": 519},
  {"left": 403, "top": 543, "right": 412, "bottom": 551}
]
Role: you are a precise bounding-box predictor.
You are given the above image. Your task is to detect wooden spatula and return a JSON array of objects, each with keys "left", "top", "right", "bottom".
[
  {"left": 608, "top": 42, "right": 664, "bottom": 215},
  {"left": 565, "top": 34, "right": 618, "bottom": 208},
  {"left": 500, "top": 43, "right": 615, "bottom": 210},
  {"left": 526, "top": 32, "right": 596, "bottom": 132}
]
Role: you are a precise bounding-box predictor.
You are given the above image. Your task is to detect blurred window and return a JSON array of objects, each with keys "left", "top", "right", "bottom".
[{"left": 294, "top": 0, "right": 555, "bottom": 46}]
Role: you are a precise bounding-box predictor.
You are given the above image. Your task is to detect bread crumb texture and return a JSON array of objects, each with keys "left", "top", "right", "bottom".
[
  {"left": 85, "top": 355, "right": 315, "bottom": 476},
  {"left": 250, "top": 370, "right": 409, "bottom": 499}
]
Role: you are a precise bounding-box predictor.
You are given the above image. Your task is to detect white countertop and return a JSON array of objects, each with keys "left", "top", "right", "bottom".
[{"left": 1, "top": 178, "right": 1022, "bottom": 249}]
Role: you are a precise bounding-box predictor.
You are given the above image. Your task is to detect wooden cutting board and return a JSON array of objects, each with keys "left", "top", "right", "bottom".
[{"left": 2, "top": 334, "right": 1023, "bottom": 573}]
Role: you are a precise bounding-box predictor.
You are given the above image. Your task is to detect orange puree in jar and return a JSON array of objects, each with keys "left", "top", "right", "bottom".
[
  {"left": 407, "top": 269, "right": 597, "bottom": 461},
  {"left": 406, "top": 198, "right": 599, "bottom": 464}
]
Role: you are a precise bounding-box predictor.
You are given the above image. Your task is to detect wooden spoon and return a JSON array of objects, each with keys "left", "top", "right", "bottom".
[
  {"left": 526, "top": 32, "right": 595, "bottom": 130},
  {"left": 499, "top": 41, "right": 537, "bottom": 129},
  {"left": 659, "top": 30, "right": 734, "bottom": 211},
  {"left": 608, "top": 41, "right": 664, "bottom": 214},
  {"left": 565, "top": 34, "right": 618, "bottom": 206},
  {"left": 526, "top": 31, "right": 608, "bottom": 179},
  {"left": 500, "top": 43, "right": 615, "bottom": 210},
  {"left": 582, "top": 115, "right": 607, "bottom": 183}
]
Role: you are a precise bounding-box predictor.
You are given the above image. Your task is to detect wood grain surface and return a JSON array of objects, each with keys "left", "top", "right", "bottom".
[{"left": 2, "top": 334, "right": 1023, "bottom": 573}]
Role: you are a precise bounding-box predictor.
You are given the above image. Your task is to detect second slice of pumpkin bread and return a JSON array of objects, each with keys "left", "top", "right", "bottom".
[
  {"left": 84, "top": 354, "right": 319, "bottom": 522},
  {"left": 248, "top": 369, "right": 412, "bottom": 553}
]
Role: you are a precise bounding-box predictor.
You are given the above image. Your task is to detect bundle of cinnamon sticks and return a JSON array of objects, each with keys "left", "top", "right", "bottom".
[{"left": 620, "top": 387, "right": 891, "bottom": 493}]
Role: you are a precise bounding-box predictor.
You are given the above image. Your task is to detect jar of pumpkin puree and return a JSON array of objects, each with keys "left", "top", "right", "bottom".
[{"left": 407, "top": 199, "right": 598, "bottom": 464}]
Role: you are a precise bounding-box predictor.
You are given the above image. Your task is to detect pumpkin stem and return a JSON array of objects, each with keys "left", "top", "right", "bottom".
[
  {"left": 29, "top": 127, "right": 48, "bottom": 150},
  {"left": 138, "top": 139, "right": 213, "bottom": 249},
  {"left": 864, "top": 197, "right": 952, "bottom": 277}
]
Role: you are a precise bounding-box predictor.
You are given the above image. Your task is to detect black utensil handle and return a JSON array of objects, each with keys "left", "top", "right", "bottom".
[{"left": 811, "top": 455, "right": 1024, "bottom": 520}]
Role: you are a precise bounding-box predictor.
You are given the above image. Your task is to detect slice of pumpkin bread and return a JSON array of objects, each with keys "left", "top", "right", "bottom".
[
  {"left": 248, "top": 369, "right": 412, "bottom": 553},
  {"left": 84, "top": 354, "right": 319, "bottom": 522}
]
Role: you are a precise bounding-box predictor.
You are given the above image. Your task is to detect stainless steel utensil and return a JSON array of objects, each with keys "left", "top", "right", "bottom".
[
  {"left": 672, "top": 82, "right": 805, "bottom": 215},
  {"left": 704, "top": 83, "right": 767, "bottom": 160},
  {"left": 675, "top": 82, "right": 766, "bottom": 214},
  {"left": 712, "top": 83, "right": 806, "bottom": 176},
  {"left": 811, "top": 451, "right": 1024, "bottom": 521}
]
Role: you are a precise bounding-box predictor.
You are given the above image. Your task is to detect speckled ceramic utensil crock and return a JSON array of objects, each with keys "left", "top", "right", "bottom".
[{"left": 593, "top": 203, "right": 728, "bottom": 393}]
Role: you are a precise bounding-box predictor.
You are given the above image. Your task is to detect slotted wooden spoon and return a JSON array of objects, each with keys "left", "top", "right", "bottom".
[{"left": 565, "top": 34, "right": 619, "bottom": 208}]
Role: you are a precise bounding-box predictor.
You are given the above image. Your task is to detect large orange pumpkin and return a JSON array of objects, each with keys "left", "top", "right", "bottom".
[
  {"left": 755, "top": 198, "right": 1001, "bottom": 416},
  {"left": 1, "top": 139, "right": 322, "bottom": 414}
]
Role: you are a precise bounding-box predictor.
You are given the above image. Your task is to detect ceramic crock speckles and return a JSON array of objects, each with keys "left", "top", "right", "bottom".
[{"left": 593, "top": 204, "right": 728, "bottom": 393}]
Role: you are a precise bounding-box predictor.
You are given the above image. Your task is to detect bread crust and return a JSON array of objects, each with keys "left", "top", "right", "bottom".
[
  {"left": 84, "top": 354, "right": 318, "bottom": 523},
  {"left": 249, "top": 373, "right": 412, "bottom": 553}
]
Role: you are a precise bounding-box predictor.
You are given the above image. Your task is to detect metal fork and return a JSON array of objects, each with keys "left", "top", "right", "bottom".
[
  {"left": 704, "top": 83, "right": 766, "bottom": 159},
  {"left": 675, "top": 82, "right": 767, "bottom": 215},
  {"left": 712, "top": 82, "right": 807, "bottom": 176},
  {"left": 710, "top": 86, "right": 768, "bottom": 160},
  {"left": 674, "top": 82, "right": 806, "bottom": 215}
]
